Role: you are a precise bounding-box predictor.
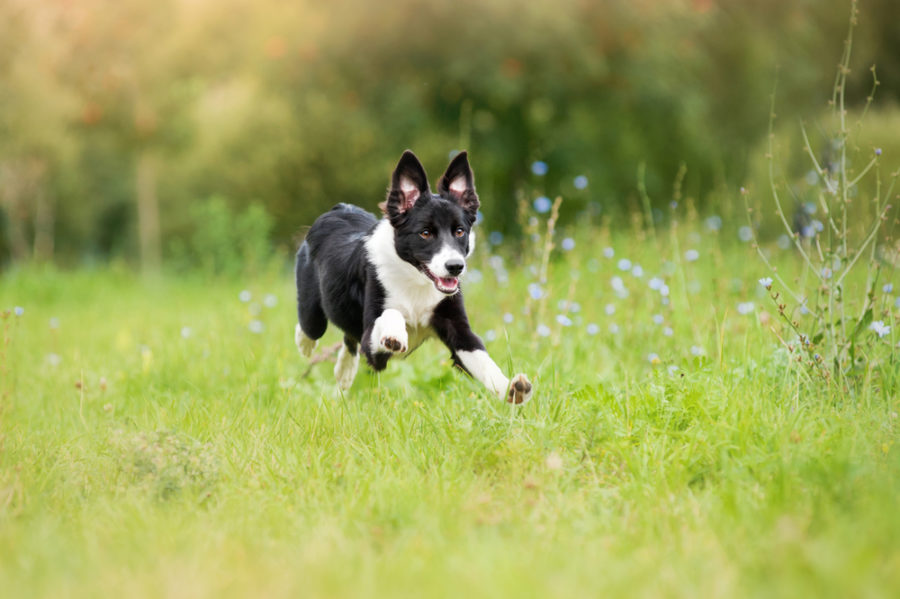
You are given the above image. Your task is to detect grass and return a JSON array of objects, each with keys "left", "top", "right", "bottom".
[{"left": 1, "top": 216, "right": 899, "bottom": 598}]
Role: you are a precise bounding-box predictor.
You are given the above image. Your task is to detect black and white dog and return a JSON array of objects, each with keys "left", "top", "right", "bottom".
[{"left": 295, "top": 150, "right": 533, "bottom": 404}]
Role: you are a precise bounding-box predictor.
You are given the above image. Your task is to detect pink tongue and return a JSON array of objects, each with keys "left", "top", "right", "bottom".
[{"left": 440, "top": 277, "right": 458, "bottom": 289}]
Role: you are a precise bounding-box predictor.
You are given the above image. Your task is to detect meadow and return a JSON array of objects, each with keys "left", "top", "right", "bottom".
[{"left": 2, "top": 206, "right": 899, "bottom": 598}]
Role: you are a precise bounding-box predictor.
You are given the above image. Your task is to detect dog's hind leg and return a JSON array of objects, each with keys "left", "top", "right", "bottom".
[
  {"left": 295, "top": 244, "right": 328, "bottom": 357},
  {"left": 334, "top": 336, "right": 360, "bottom": 390}
]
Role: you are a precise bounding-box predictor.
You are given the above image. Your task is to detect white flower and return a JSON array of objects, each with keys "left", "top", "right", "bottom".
[
  {"left": 536, "top": 324, "right": 551, "bottom": 337},
  {"left": 264, "top": 294, "right": 279, "bottom": 308},
  {"left": 586, "top": 323, "right": 599, "bottom": 335},
  {"left": 239, "top": 290, "right": 252, "bottom": 303},
  {"left": 617, "top": 258, "right": 632, "bottom": 271},
  {"left": 528, "top": 283, "right": 544, "bottom": 300},
  {"left": 249, "top": 320, "right": 264, "bottom": 334},
  {"left": 556, "top": 314, "right": 573, "bottom": 327},
  {"left": 684, "top": 249, "right": 700, "bottom": 262},
  {"left": 14, "top": 306, "right": 24, "bottom": 317},
  {"left": 737, "top": 301, "right": 755, "bottom": 315},
  {"left": 561, "top": 237, "right": 576, "bottom": 251},
  {"left": 759, "top": 277, "right": 773, "bottom": 289},
  {"left": 603, "top": 247, "right": 615, "bottom": 258},
  {"left": 884, "top": 283, "right": 894, "bottom": 294},
  {"left": 869, "top": 320, "right": 890, "bottom": 338},
  {"left": 690, "top": 345, "right": 705, "bottom": 356}
]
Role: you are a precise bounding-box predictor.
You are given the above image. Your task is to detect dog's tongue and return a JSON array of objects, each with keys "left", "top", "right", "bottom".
[{"left": 439, "top": 277, "right": 459, "bottom": 291}]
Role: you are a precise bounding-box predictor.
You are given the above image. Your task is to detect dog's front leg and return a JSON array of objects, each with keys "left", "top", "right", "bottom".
[
  {"left": 432, "top": 296, "right": 533, "bottom": 404},
  {"left": 361, "top": 308, "right": 408, "bottom": 370}
]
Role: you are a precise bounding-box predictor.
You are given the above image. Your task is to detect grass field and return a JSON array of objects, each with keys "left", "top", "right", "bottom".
[{"left": 1, "top": 218, "right": 899, "bottom": 598}]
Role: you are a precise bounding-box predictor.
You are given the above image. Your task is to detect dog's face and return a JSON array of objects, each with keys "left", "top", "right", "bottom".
[{"left": 383, "top": 151, "right": 480, "bottom": 295}]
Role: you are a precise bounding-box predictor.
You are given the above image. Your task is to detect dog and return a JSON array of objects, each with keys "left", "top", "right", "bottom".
[{"left": 294, "top": 150, "right": 533, "bottom": 404}]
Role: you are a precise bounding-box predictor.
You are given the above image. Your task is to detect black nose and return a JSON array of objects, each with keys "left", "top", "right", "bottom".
[{"left": 445, "top": 259, "right": 464, "bottom": 276}]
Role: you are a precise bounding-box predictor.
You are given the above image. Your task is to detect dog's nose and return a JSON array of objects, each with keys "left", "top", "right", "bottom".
[{"left": 445, "top": 259, "right": 464, "bottom": 276}]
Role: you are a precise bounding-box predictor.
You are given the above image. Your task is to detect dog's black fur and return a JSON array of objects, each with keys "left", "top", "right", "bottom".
[{"left": 294, "top": 150, "right": 532, "bottom": 403}]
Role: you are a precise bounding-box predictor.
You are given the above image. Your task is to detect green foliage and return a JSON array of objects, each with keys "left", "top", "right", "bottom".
[
  {"left": 168, "top": 197, "right": 274, "bottom": 277},
  {"left": 2, "top": 0, "right": 896, "bottom": 266}
]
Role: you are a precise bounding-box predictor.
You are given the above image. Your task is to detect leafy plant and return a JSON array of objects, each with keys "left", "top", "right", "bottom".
[{"left": 749, "top": 0, "right": 898, "bottom": 388}]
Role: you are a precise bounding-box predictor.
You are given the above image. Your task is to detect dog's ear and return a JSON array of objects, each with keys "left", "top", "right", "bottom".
[
  {"left": 384, "top": 150, "right": 430, "bottom": 219},
  {"left": 438, "top": 151, "right": 479, "bottom": 222}
]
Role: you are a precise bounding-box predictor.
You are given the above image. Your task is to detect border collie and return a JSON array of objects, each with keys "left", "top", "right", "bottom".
[{"left": 295, "top": 150, "right": 533, "bottom": 404}]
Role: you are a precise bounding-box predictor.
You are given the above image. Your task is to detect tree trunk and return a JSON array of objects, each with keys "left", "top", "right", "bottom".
[{"left": 136, "top": 151, "right": 161, "bottom": 275}]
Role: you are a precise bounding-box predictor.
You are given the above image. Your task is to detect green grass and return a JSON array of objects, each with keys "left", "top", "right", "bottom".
[{"left": 1, "top": 222, "right": 899, "bottom": 598}]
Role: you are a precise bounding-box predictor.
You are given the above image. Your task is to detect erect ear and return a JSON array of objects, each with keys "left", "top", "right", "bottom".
[
  {"left": 437, "top": 151, "right": 479, "bottom": 222},
  {"left": 384, "top": 150, "right": 430, "bottom": 219}
]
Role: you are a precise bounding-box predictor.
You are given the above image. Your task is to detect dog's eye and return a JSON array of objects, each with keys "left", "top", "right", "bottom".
[
  {"left": 454, "top": 227, "right": 466, "bottom": 238},
  {"left": 420, "top": 229, "right": 432, "bottom": 240}
]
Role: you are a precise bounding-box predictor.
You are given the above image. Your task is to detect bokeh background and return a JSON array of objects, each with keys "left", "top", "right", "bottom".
[{"left": 1, "top": 0, "right": 898, "bottom": 271}]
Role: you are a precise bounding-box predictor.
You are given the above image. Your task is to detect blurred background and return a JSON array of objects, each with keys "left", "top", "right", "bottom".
[{"left": 1, "top": 0, "right": 897, "bottom": 272}]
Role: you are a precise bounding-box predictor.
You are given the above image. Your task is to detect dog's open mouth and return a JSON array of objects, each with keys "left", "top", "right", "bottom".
[{"left": 423, "top": 268, "right": 460, "bottom": 294}]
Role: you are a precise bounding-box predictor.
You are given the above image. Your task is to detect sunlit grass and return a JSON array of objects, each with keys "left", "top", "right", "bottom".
[{"left": 1, "top": 218, "right": 899, "bottom": 598}]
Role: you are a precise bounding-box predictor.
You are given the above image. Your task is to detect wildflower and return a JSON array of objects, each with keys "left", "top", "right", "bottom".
[
  {"left": 705, "top": 215, "right": 723, "bottom": 231},
  {"left": 561, "top": 237, "right": 576, "bottom": 251},
  {"left": 883, "top": 283, "right": 893, "bottom": 294},
  {"left": 503, "top": 312, "right": 514, "bottom": 324},
  {"left": 821, "top": 267, "right": 832, "bottom": 280},
  {"left": 895, "top": 297, "right": 900, "bottom": 309},
  {"left": 573, "top": 175, "right": 589, "bottom": 189},
  {"left": 631, "top": 265, "right": 644, "bottom": 277},
  {"left": 239, "top": 290, "right": 252, "bottom": 303},
  {"left": 648, "top": 353, "right": 661, "bottom": 365},
  {"left": 536, "top": 324, "right": 551, "bottom": 337},
  {"left": 603, "top": 247, "right": 615, "bottom": 258},
  {"left": 759, "top": 277, "right": 773, "bottom": 290},
  {"left": 263, "top": 294, "right": 278, "bottom": 308},
  {"left": 738, "top": 226, "right": 753, "bottom": 242},
  {"left": 610, "top": 276, "right": 628, "bottom": 298},
  {"left": 545, "top": 452, "right": 564, "bottom": 471},
  {"left": 528, "top": 283, "right": 544, "bottom": 300},
  {"left": 181, "top": 327, "right": 193, "bottom": 339},
  {"left": 869, "top": 320, "right": 890, "bottom": 338},
  {"left": 605, "top": 303, "right": 615, "bottom": 315},
  {"left": 556, "top": 314, "right": 573, "bottom": 327},
  {"left": 805, "top": 170, "right": 819, "bottom": 185},
  {"left": 737, "top": 301, "right": 755, "bottom": 315},
  {"left": 608, "top": 323, "right": 620, "bottom": 334},
  {"left": 652, "top": 314, "right": 664, "bottom": 325},
  {"left": 684, "top": 249, "right": 699, "bottom": 262},
  {"left": 14, "top": 306, "right": 24, "bottom": 317},
  {"left": 568, "top": 302, "right": 581, "bottom": 313},
  {"left": 46, "top": 353, "right": 62, "bottom": 367},
  {"left": 533, "top": 196, "right": 552, "bottom": 213},
  {"left": 249, "top": 320, "right": 264, "bottom": 334},
  {"left": 531, "top": 161, "right": 548, "bottom": 176},
  {"left": 659, "top": 284, "right": 670, "bottom": 297},
  {"left": 586, "top": 323, "right": 599, "bottom": 335},
  {"left": 648, "top": 277, "right": 664, "bottom": 291},
  {"left": 617, "top": 258, "right": 632, "bottom": 271},
  {"left": 875, "top": 148, "right": 882, "bottom": 156},
  {"left": 49, "top": 317, "right": 60, "bottom": 329},
  {"left": 667, "top": 365, "right": 679, "bottom": 375},
  {"left": 484, "top": 330, "right": 497, "bottom": 342},
  {"left": 489, "top": 231, "right": 504, "bottom": 245},
  {"left": 690, "top": 345, "right": 704, "bottom": 356},
  {"left": 799, "top": 304, "right": 810, "bottom": 315},
  {"left": 777, "top": 235, "right": 791, "bottom": 250},
  {"left": 663, "top": 326, "right": 674, "bottom": 337}
]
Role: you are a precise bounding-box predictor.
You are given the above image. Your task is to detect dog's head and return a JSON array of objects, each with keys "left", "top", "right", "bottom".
[{"left": 381, "top": 150, "right": 480, "bottom": 295}]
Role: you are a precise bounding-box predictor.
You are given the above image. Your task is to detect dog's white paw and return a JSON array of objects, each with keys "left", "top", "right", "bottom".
[
  {"left": 371, "top": 309, "right": 408, "bottom": 355},
  {"left": 295, "top": 323, "right": 317, "bottom": 358},
  {"left": 506, "top": 374, "right": 533, "bottom": 405},
  {"left": 334, "top": 345, "right": 359, "bottom": 390},
  {"left": 379, "top": 335, "right": 407, "bottom": 354}
]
